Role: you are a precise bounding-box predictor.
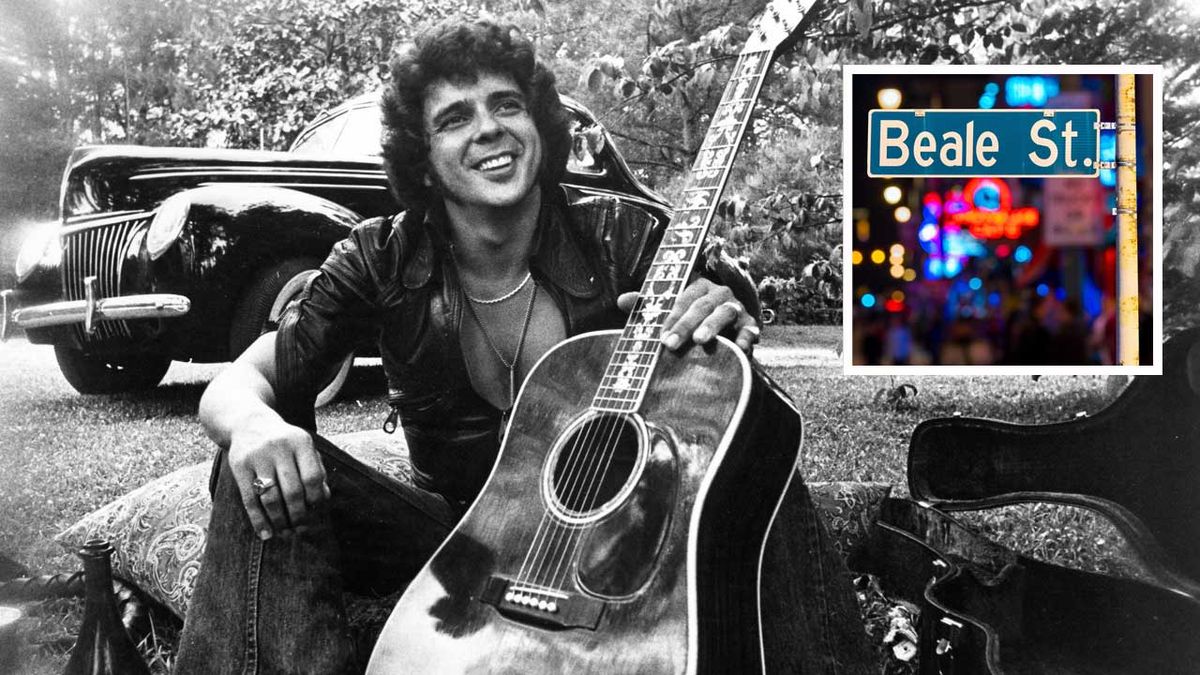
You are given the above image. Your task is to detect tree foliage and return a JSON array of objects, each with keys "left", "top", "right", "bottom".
[
  {"left": 552, "top": 0, "right": 1200, "bottom": 322},
  {"left": 2, "top": 0, "right": 1199, "bottom": 323}
]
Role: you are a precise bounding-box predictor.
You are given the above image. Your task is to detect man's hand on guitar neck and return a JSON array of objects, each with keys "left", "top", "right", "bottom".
[{"left": 617, "top": 277, "right": 761, "bottom": 354}]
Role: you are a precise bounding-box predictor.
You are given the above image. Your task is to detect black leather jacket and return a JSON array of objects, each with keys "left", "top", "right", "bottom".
[{"left": 275, "top": 190, "right": 756, "bottom": 505}]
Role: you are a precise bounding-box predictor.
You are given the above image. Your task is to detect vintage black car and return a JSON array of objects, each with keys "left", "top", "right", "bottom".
[{"left": 1, "top": 94, "right": 670, "bottom": 401}]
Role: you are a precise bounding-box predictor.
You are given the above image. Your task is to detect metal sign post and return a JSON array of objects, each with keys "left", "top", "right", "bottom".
[{"left": 1116, "top": 74, "right": 1139, "bottom": 365}]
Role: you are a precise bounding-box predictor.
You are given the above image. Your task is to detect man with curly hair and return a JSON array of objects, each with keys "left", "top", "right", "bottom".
[{"left": 175, "top": 18, "right": 868, "bottom": 674}]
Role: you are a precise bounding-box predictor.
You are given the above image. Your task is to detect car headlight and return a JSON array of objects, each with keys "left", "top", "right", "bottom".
[
  {"left": 63, "top": 173, "right": 103, "bottom": 217},
  {"left": 14, "top": 222, "right": 62, "bottom": 283},
  {"left": 147, "top": 193, "right": 191, "bottom": 260}
]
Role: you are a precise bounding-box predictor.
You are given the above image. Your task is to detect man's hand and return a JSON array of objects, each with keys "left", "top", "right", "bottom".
[
  {"left": 227, "top": 416, "right": 331, "bottom": 541},
  {"left": 617, "top": 277, "right": 760, "bottom": 353}
]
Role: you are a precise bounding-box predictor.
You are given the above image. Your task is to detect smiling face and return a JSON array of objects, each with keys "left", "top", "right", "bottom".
[{"left": 422, "top": 72, "right": 544, "bottom": 212}]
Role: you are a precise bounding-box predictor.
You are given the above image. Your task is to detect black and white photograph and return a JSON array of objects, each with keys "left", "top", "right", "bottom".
[{"left": 1, "top": 0, "right": 1199, "bottom": 673}]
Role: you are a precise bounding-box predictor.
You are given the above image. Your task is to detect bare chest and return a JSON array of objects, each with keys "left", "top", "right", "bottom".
[{"left": 459, "top": 284, "right": 566, "bottom": 410}]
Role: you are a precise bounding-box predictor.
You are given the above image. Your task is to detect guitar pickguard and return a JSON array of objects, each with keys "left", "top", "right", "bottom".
[{"left": 577, "top": 426, "right": 679, "bottom": 599}]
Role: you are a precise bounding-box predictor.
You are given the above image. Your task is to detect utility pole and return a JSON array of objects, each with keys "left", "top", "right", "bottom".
[{"left": 1115, "top": 73, "right": 1139, "bottom": 365}]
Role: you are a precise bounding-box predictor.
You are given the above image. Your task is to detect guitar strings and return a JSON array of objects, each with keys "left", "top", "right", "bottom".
[
  {"left": 546, "top": 404, "right": 631, "bottom": 591},
  {"left": 539, "top": 296, "right": 662, "bottom": 590},
  {"left": 526, "top": 332, "right": 639, "bottom": 589},
  {"left": 541, "top": 385, "right": 632, "bottom": 589},
  {"left": 532, "top": 295, "right": 658, "bottom": 572},
  {"left": 515, "top": 368, "right": 629, "bottom": 590},
  {"left": 521, "top": 314, "right": 651, "bottom": 590}
]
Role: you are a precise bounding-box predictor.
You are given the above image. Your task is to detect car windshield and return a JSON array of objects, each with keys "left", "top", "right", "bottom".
[
  {"left": 332, "top": 106, "right": 383, "bottom": 156},
  {"left": 292, "top": 105, "right": 381, "bottom": 157},
  {"left": 291, "top": 114, "right": 347, "bottom": 155}
]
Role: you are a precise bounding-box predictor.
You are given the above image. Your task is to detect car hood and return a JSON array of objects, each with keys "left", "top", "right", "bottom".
[{"left": 61, "top": 145, "right": 388, "bottom": 218}]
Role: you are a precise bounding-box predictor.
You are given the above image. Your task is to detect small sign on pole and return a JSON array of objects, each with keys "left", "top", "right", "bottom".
[{"left": 1043, "top": 177, "right": 1103, "bottom": 247}]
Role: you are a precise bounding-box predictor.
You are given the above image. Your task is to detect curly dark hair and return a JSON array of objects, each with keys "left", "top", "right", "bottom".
[{"left": 380, "top": 19, "right": 571, "bottom": 215}]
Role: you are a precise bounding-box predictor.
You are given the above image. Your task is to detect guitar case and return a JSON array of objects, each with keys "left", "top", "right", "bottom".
[{"left": 856, "top": 328, "right": 1200, "bottom": 674}]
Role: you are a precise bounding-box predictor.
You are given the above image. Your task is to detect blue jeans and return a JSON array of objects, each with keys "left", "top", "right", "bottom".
[
  {"left": 174, "top": 436, "right": 456, "bottom": 674},
  {"left": 175, "top": 436, "right": 873, "bottom": 674}
]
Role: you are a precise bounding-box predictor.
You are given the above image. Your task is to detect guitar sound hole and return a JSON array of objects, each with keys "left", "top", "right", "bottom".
[{"left": 550, "top": 413, "right": 641, "bottom": 517}]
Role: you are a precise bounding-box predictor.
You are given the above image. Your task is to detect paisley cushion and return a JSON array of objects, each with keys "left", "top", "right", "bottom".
[
  {"left": 55, "top": 461, "right": 211, "bottom": 617},
  {"left": 55, "top": 430, "right": 412, "bottom": 618}
]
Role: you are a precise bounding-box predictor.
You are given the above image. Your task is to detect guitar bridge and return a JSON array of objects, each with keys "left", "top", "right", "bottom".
[{"left": 480, "top": 575, "right": 606, "bottom": 630}]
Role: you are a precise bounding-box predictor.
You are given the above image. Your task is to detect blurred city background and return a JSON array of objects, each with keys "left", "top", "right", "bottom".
[{"left": 851, "top": 72, "right": 1156, "bottom": 366}]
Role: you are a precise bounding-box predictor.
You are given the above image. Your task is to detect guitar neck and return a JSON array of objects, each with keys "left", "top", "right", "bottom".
[{"left": 592, "top": 47, "right": 775, "bottom": 413}]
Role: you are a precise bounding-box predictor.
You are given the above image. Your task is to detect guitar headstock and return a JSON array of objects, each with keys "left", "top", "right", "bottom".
[{"left": 748, "top": 0, "right": 825, "bottom": 57}]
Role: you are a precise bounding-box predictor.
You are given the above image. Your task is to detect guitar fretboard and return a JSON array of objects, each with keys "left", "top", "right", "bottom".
[{"left": 592, "top": 47, "right": 773, "bottom": 413}]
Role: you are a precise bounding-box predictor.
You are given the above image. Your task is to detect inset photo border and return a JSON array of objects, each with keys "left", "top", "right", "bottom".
[{"left": 842, "top": 64, "right": 1162, "bottom": 376}]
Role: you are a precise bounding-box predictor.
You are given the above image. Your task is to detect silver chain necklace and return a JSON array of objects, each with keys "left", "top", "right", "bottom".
[
  {"left": 462, "top": 270, "right": 532, "bottom": 304},
  {"left": 450, "top": 244, "right": 532, "bottom": 304}
]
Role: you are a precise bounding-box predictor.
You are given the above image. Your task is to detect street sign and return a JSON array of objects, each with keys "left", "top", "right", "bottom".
[{"left": 868, "top": 109, "right": 1101, "bottom": 177}]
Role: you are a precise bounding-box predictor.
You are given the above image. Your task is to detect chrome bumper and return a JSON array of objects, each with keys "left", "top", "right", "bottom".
[{"left": 2, "top": 276, "right": 189, "bottom": 341}]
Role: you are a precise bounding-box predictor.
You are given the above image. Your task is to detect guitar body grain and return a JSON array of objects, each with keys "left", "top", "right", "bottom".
[{"left": 367, "top": 330, "right": 803, "bottom": 674}]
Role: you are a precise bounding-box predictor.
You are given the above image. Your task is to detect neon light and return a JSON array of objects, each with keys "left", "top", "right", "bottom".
[
  {"left": 942, "top": 229, "right": 987, "bottom": 258},
  {"left": 1100, "top": 130, "right": 1116, "bottom": 187},
  {"left": 978, "top": 84, "right": 1000, "bottom": 110},
  {"left": 923, "top": 192, "right": 942, "bottom": 217},
  {"left": 965, "top": 177, "right": 1010, "bottom": 212},
  {"left": 947, "top": 177, "right": 1040, "bottom": 240},
  {"left": 969, "top": 277, "right": 983, "bottom": 290},
  {"left": 989, "top": 292, "right": 1001, "bottom": 306},
  {"left": 1005, "top": 76, "right": 1060, "bottom": 107},
  {"left": 884, "top": 299, "right": 904, "bottom": 313},
  {"left": 945, "top": 189, "right": 969, "bottom": 216},
  {"left": 878, "top": 88, "right": 902, "bottom": 109},
  {"left": 1036, "top": 283, "right": 1049, "bottom": 297},
  {"left": 1014, "top": 245, "right": 1032, "bottom": 263},
  {"left": 919, "top": 223, "right": 939, "bottom": 242},
  {"left": 996, "top": 243, "right": 1011, "bottom": 258},
  {"left": 953, "top": 208, "right": 1040, "bottom": 239},
  {"left": 861, "top": 293, "right": 876, "bottom": 308},
  {"left": 944, "top": 257, "right": 962, "bottom": 277}
]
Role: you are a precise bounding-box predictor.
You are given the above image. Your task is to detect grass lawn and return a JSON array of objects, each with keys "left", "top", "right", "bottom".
[{"left": 0, "top": 326, "right": 1140, "bottom": 672}]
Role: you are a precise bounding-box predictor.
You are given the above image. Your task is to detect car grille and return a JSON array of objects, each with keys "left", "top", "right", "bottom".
[{"left": 61, "top": 215, "right": 150, "bottom": 342}]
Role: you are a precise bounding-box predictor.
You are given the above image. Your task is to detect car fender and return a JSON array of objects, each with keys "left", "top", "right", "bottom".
[{"left": 148, "top": 184, "right": 366, "bottom": 358}]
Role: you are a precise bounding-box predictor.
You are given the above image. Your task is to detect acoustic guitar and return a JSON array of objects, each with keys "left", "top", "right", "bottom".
[{"left": 368, "top": 2, "right": 822, "bottom": 671}]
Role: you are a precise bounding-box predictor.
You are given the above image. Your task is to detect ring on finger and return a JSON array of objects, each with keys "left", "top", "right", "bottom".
[
  {"left": 251, "top": 476, "right": 277, "bottom": 497},
  {"left": 718, "top": 300, "right": 743, "bottom": 315}
]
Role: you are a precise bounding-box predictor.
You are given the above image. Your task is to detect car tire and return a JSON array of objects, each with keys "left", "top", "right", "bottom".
[
  {"left": 54, "top": 346, "right": 171, "bottom": 394},
  {"left": 229, "top": 258, "right": 352, "bottom": 407}
]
